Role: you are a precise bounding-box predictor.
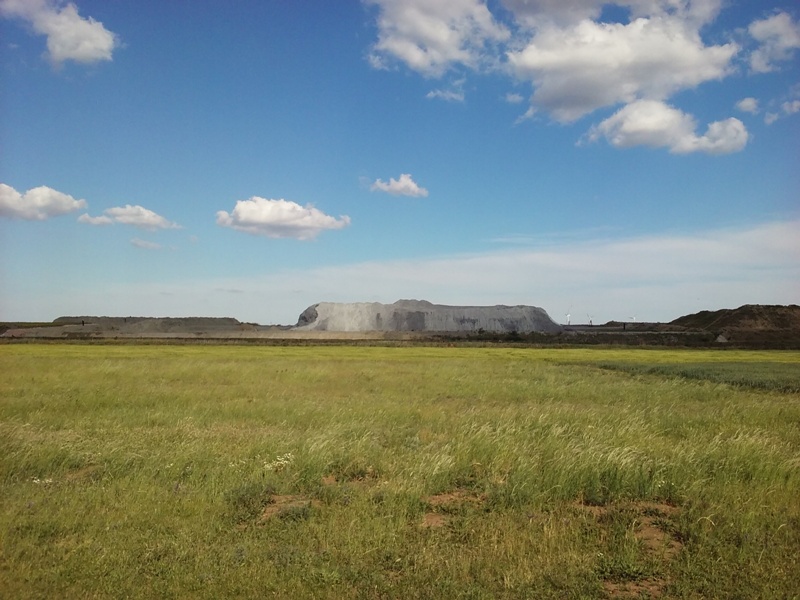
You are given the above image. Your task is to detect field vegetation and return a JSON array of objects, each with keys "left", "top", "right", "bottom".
[{"left": 1, "top": 345, "right": 799, "bottom": 598}]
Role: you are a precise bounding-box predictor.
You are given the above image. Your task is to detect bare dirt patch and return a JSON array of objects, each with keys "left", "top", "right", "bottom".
[
  {"left": 259, "top": 495, "right": 319, "bottom": 522},
  {"left": 602, "top": 578, "right": 667, "bottom": 599},
  {"left": 421, "top": 489, "right": 487, "bottom": 528},
  {"left": 576, "top": 501, "right": 683, "bottom": 599},
  {"left": 421, "top": 513, "right": 449, "bottom": 529}
]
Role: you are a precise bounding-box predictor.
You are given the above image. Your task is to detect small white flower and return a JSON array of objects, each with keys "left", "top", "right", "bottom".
[{"left": 264, "top": 452, "right": 295, "bottom": 472}]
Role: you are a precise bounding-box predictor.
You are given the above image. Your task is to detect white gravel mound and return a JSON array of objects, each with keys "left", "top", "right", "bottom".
[{"left": 294, "top": 300, "right": 561, "bottom": 333}]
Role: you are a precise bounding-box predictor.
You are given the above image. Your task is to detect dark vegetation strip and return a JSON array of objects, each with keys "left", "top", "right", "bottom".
[{"left": 590, "top": 362, "right": 800, "bottom": 394}]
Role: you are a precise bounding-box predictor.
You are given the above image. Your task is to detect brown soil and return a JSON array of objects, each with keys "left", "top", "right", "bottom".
[
  {"left": 602, "top": 579, "right": 666, "bottom": 599},
  {"left": 421, "top": 513, "right": 449, "bottom": 528},
  {"left": 259, "top": 495, "right": 319, "bottom": 521},
  {"left": 577, "top": 501, "right": 683, "bottom": 599},
  {"left": 421, "top": 489, "right": 487, "bottom": 528}
]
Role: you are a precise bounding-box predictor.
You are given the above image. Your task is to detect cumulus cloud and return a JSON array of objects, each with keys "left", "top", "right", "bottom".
[
  {"left": 0, "top": 183, "right": 87, "bottom": 220},
  {"left": 507, "top": 16, "right": 737, "bottom": 122},
  {"left": 504, "top": 92, "right": 524, "bottom": 103},
  {"left": 365, "top": 0, "right": 509, "bottom": 77},
  {"left": 735, "top": 97, "right": 759, "bottom": 114},
  {"left": 366, "top": 0, "right": 737, "bottom": 122},
  {"left": 364, "top": 0, "right": 767, "bottom": 156},
  {"left": 130, "top": 238, "right": 162, "bottom": 250},
  {"left": 748, "top": 12, "right": 800, "bottom": 73},
  {"left": 0, "top": 0, "right": 119, "bottom": 66},
  {"left": 370, "top": 173, "right": 429, "bottom": 197},
  {"left": 586, "top": 100, "right": 748, "bottom": 154},
  {"left": 216, "top": 197, "right": 350, "bottom": 240},
  {"left": 79, "top": 205, "right": 181, "bottom": 230}
]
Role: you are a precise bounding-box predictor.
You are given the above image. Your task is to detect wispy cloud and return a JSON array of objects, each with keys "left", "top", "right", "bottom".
[
  {"left": 46, "top": 219, "right": 799, "bottom": 326},
  {"left": 764, "top": 95, "right": 800, "bottom": 125},
  {"left": 77, "top": 213, "right": 112, "bottom": 226},
  {"left": 80, "top": 205, "right": 181, "bottom": 230},
  {"left": 426, "top": 88, "right": 465, "bottom": 102},
  {"left": 130, "top": 238, "right": 162, "bottom": 250},
  {"left": 216, "top": 197, "right": 350, "bottom": 240}
]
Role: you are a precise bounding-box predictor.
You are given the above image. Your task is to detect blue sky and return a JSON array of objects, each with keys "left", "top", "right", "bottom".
[{"left": 1, "top": 0, "right": 798, "bottom": 325}]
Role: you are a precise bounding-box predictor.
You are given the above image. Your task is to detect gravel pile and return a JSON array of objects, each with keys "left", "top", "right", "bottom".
[{"left": 294, "top": 300, "right": 561, "bottom": 333}]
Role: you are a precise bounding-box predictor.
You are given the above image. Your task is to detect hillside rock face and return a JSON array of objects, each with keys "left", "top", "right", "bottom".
[{"left": 294, "top": 300, "right": 562, "bottom": 333}]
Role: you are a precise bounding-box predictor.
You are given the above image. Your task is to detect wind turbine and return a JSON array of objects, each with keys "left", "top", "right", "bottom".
[
  {"left": 587, "top": 314, "right": 594, "bottom": 327},
  {"left": 564, "top": 306, "right": 572, "bottom": 326}
]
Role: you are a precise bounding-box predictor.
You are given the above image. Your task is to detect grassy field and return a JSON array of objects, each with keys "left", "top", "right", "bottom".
[{"left": 1, "top": 344, "right": 799, "bottom": 599}]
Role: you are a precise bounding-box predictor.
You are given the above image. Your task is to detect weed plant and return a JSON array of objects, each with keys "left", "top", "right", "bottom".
[{"left": 1, "top": 345, "right": 799, "bottom": 598}]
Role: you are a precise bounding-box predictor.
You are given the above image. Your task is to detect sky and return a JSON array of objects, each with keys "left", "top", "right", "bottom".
[{"left": 1, "top": 0, "right": 798, "bottom": 325}]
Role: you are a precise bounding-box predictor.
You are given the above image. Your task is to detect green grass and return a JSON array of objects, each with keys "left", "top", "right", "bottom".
[{"left": 1, "top": 345, "right": 799, "bottom": 598}]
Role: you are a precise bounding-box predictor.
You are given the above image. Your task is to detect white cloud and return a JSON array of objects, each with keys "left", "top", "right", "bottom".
[
  {"left": 215, "top": 197, "right": 350, "bottom": 240},
  {"left": 748, "top": 12, "right": 800, "bottom": 73},
  {"left": 130, "top": 238, "right": 162, "bottom": 251},
  {"left": 77, "top": 213, "right": 112, "bottom": 226},
  {"left": 586, "top": 100, "right": 748, "bottom": 154},
  {"left": 763, "top": 96, "right": 800, "bottom": 125},
  {"left": 0, "top": 0, "right": 118, "bottom": 66},
  {"left": 365, "top": 0, "right": 759, "bottom": 156},
  {"left": 370, "top": 173, "right": 429, "bottom": 197},
  {"left": 735, "top": 97, "right": 759, "bottom": 114},
  {"left": 426, "top": 88, "right": 465, "bottom": 102},
  {"left": 504, "top": 92, "right": 524, "bottom": 103},
  {"left": 507, "top": 16, "right": 737, "bottom": 122},
  {"left": 365, "top": 0, "right": 509, "bottom": 77},
  {"left": 80, "top": 204, "right": 181, "bottom": 230},
  {"left": 105, "top": 205, "right": 180, "bottom": 230},
  {"left": 0, "top": 183, "right": 87, "bottom": 220},
  {"left": 781, "top": 99, "right": 800, "bottom": 115}
]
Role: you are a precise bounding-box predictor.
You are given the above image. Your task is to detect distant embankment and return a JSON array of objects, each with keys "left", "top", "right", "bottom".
[
  {"left": 668, "top": 304, "right": 800, "bottom": 348},
  {"left": 53, "top": 316, "right": 243, "bottom": 334},
  {"left": 670, "top": 304, "right": 800, "bottom": 332},
  {"left": 293, "top": 300, "right": 562, "bottom": 333}
]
